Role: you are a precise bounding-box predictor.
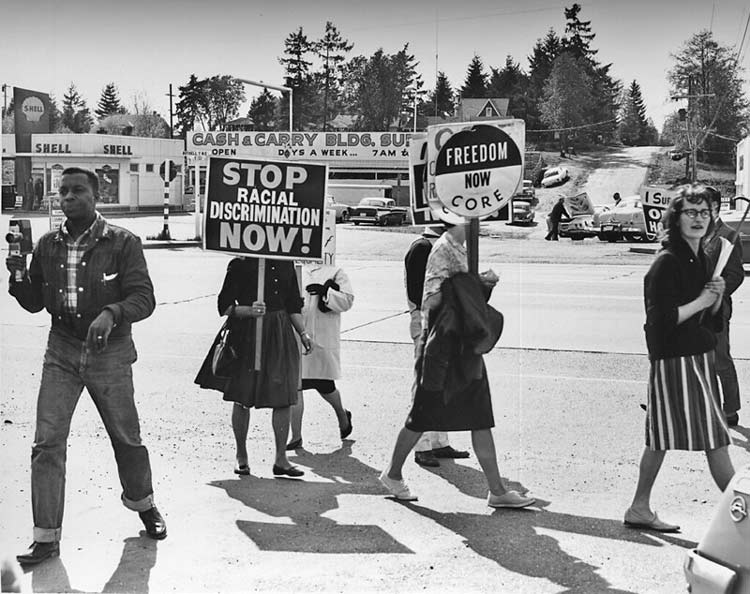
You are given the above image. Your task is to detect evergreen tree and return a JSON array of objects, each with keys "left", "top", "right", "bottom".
[
  {"left": 488, "top": 56, "right": 529, "bottom": 119},
  {"left": 561, "top": 3, "right": 597, "bottom": 59},
  {"left": 314, "top": 21, "right": 353, "bottom": 130},
  {"left": 527, "top": 29, "right": 561, "bottom": 129},
  {"left": 618, "top": 80, "right": 649, "bottom": 145},
  {"left": 423, "top": 71, "right": 455, "bottom": 118},
  {"left": 62, "top": 83, "right": 93, "bottom": 133},
  {"left": 48, "top": 93, "right": 63, "bottom": 133},
  {"left": 95, "top": 82, "right": 125, "bottom": 119},
  {"left": 175, "top": 74, "right": 206, "bottom": 136},
  {"left": 279, "top": 27, "right": 316, "bottom": 130},
  {"left": 247, "top": 88, "right": 278, "bottom": 130},
  {"left": 344, "top": 45, "right": 421, "bottom": 130},
  {"left": 460, "top": 55, "right": 488, "bottom": 98}
]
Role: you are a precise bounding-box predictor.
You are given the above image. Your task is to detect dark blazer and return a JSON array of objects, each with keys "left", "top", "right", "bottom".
[
  {"left": 704, "top": 218, "right": 744, "bottom": 318},
  {"left": 420, "top": 272, "right": 503, "bottom": 399}
]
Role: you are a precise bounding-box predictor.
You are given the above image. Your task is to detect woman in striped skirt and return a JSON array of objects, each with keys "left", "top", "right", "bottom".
[{"left": 624, "top": 184, "right": 735, "bottom": 533}]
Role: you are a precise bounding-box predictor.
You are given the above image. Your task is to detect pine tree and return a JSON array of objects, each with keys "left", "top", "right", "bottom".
[
  {"left": 460, "top": 55, "right": 487, "bottom": 98},
  {"left": 315, "top": 21, "right": 353, "bottom": 130},
  {"left": 423, "top": 71, "right": 455, "bottom": 118},
  {"left": 488, "top": 56, "right": 529, "bottom": 119},
  {"left": 618, "top": 80, "right": 649, "bottom": 145},
  {"left": 247, "top": 88, "right": 277, "bottom": 130},
  {"left": 561, "top": 3, "right": 597, "bottom": 59},
  {"left": 95, "top": 82, "right": 124, "bottom": 119},
  {"left": 62, "top": 83, "right": 93, "bottom": 133},
  {"left": 527, "top": 29, "right": 561, "bottom": 129},
  {"left": 279, "top": 27, "right": 315, "bottom": 130}
]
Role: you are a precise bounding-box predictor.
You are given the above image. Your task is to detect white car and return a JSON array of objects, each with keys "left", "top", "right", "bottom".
[{"left": 540, "top": 166, "right": 570, "bottom": 188}]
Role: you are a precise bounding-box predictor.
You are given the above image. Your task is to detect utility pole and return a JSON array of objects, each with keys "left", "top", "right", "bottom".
[
  {"left": 671, "top": 75, "right": 715, "bottom": 182},
  {"left": 166, "top": 84, "right": 175, "bottom": 137},
  {"left": 1, "top": 84, "right": 7, "bottom": 120}
]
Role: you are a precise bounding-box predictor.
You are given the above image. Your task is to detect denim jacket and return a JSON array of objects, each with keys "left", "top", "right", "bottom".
[{"left": 8, "top": 216, "right": 155, "bottom": 340}]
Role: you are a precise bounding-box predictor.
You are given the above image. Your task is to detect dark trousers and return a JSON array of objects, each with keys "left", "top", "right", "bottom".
[{"left": 715, "top": 317, "right": 740, "bottom": 415}]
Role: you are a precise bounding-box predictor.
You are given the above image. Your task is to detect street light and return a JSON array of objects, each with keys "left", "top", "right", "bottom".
[{"left": 236, "top": 78, "right": 293, "bottom": 132}]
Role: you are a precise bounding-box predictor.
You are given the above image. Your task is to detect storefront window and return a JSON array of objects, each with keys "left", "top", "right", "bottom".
[{"left": 96, "top": 165, "right": 120, "bottom": 204}]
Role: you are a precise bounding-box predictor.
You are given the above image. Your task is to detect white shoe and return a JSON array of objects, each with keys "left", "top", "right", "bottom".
[
  {"left": 487, "top": 490, "right": 535, "bottom": 509},
  {"left": 379, "top": 470, "right": 418, "bottom": 501}
]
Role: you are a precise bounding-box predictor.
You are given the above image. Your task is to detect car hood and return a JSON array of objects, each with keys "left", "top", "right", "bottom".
[{"left": 564, "top": 192, "right": 594, "bottom": 217}]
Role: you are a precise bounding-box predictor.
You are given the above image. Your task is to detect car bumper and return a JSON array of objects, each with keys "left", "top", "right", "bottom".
[
  {"left": 350, "top": 216, "right": 378, "bottom": 224},
  {"left": 684, "top": 550, "right": 740, "bottom": 594}
]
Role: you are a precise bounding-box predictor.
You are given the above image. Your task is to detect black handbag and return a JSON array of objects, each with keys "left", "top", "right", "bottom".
[{"left": 211, "top": 320, "right": 238, "bottom": 376}]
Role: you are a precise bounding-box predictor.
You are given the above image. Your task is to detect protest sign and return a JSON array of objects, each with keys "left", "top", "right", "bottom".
[
  {"left": 203, "top": 156, "right": 327, "bottom": 261},
  {"left": 641, "top": 186, "right": 679, "bottom": 238},
  {"left": 426, "top": 119, "right": 525, "bottom": 218}
]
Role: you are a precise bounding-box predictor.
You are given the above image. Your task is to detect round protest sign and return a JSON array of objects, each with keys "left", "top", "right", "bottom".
[{"left": 434, "top": 124, "right": 522, "bottom": 218}]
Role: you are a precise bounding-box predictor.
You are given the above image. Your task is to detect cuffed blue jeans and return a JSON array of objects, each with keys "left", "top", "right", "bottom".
[{"left": 31, "top": 329, "right": 154, "bottom": 543}]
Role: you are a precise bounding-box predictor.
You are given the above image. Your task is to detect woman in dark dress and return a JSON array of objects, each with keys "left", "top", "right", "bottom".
[
  {"left": 624, "top": 184, "right": 734, "bottom": 532},
  {"left": 196, "top": 257, "right": 313, "bottom": 477},
  {"left": 379, "top": 222, "right": 535, "bottom": 508}
]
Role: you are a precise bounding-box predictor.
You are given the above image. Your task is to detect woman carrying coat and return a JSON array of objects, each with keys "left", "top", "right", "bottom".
[
  {"left": 195, "top": 257, "right": 313, "bottom": 477},
  {"left": 379, "top": 221, "right": 535, "bottom": 508},
  {"left": 624, "top": 184, "right": 735, "bottom": 532},
  {"left": 287, "top": 263, "right": 354, "bottom": 450}
]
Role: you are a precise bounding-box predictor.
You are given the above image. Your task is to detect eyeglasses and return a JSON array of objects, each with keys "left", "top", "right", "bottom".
[{"left": 681, "top": 209, "right": 711, "bottom": 220}]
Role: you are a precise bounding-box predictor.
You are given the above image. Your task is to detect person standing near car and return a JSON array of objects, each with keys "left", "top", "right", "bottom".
[
  {"left": 545, "top": 196, "right": 568, "bottom": 241},
  {"left": 704, "top": 186, "right": 744, "bottom": 427},
  {"left": 5, "top": 167, "right": 167, "bottom": 566},
  {"left": 613, "top": 192, "right": 621, "bottom": 206},
  {"left": 624, "top": 184, "right": 735, "bottom": 533},
  {"left": 403, "top": 226, "right": 470, "bottom": 467}
]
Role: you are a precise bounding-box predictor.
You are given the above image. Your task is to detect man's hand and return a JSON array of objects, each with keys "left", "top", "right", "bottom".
[
  {"left": 5, "top": 255, "right": 27, "bottom": 281},
  {"left": 480, "top": 269, "right": 499, "bottom": 286},
  {"left": 87, "top": 309, "right": 115, "bottom": 353}
]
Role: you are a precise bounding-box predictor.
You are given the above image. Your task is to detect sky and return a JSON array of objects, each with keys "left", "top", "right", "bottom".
[{"left": 1, "top": 0, "right": 749, "bottom": 131}]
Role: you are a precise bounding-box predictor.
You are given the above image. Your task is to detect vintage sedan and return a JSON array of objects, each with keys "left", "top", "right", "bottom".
[
  {"left": 598, "top": 195, "right": 656, "bottom": 242},
  {"left": 557, "top": 192, "right": 609, "bottom": 240},
  {"left": 327, "top": 196, "right": 351, "bottom": 223},
  {"left": 540, "top": 166, "right": 570, "bottom": 188}
]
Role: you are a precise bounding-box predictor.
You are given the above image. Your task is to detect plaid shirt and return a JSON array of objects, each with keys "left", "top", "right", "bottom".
[{"left": 60, "top": 214, "right": 99, "bottom": 314}]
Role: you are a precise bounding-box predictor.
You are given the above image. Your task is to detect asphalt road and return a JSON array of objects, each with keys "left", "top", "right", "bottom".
[{"left": 2, "top": 227, "right": 750, "bottom": 593}]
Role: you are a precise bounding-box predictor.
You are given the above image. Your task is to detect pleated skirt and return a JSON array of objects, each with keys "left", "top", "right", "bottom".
[{"left": 645, "top": 351, "right": 732, "bottom": 451}]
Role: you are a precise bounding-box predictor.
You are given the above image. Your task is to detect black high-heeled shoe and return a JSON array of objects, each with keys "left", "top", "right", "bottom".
[{"left": 285, "top": 438, "right": 303, "bottom": 451}]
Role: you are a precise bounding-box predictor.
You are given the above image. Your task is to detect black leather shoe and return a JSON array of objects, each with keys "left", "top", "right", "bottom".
[
  {"left": 340, "top": 410, "right": 353, "bottom": 440},
  {"left": 432, "top": 446, "right": 470, "bottom": 459},
  {"left": 415, "top": 451, "right": 440, "bottom": 467},
  {"left": 285, "top": 438, "right": 303, "bottom": 451},
  {"left": 139, "top": 506, "right": 167, "bottom": 540},
  {"left": 273, "top": 464, "right": 304, "bottom": 478},
  {"left": 17, "top": 541, "right": 59, "bottom": 566}
]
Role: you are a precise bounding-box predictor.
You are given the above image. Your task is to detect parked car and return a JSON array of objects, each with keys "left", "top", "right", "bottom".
[
  {"left": 597, "top": 195, "right": 655, "bottom": 242},
  {"left": 540, "top": 166, "right": 570, "bottom": 188},
  {"left": 511, "top": 198, "right": 536, "bottom": 225},
  {"left": 557, "top": 192, "right": 608, "bottom": 240},
  {"left": 349, "top": 197, "right": 408, "bottom": 226},
  {"left": 327, "top": 196, "right": 351, "bottom": 223},
  {"left": 683, "top": 463, "right": 750, "bottom": 593}
]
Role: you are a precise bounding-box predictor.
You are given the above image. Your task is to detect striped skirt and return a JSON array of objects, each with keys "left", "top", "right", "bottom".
[{"left": 646, "top": 351, "right": 732, "bottom": 451}]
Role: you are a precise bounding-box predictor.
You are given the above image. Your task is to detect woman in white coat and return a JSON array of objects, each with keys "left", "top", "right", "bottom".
[{"left": 287, "top": 263, "right": 354, "bottom": 449}]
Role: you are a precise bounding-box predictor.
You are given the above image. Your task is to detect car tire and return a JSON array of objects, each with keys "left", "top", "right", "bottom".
[{"left": 354, "top": 221, "right": 360, "bottom": 226}]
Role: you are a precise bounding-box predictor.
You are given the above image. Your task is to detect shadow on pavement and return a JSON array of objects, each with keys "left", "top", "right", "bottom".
[
  {"left": 210, "top": 443, "right": 412, "bottom": 554},
  {"left": 411, "top": 460, "right": 697, "bottom": 594},
  {"left": 28, "top": 536, "right": 157, "bottom": 593}
]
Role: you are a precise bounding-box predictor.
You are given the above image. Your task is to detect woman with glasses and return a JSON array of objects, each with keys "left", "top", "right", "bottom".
[{"left": 624, "top": 184, "right": 735, "bottom": 532}]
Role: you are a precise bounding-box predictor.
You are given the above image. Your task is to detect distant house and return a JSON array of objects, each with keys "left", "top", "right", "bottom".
[
  {"left": 97, "top": 113, "right": 169, "bottom": 138},
  {"left": 225, "top": 117, "right": 255, "bottom": 131},
  {"left": 424, "top": 97, "right": 509, "bottom": 128}
]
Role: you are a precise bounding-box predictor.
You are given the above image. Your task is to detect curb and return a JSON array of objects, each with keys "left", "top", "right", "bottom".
[{"left": 143, "top": 240, "right": 201, "bottom": 250}]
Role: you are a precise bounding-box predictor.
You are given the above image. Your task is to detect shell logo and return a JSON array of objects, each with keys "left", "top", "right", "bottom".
[{"left": 21, "top": 96, "right": 45, "bottom": 122}]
